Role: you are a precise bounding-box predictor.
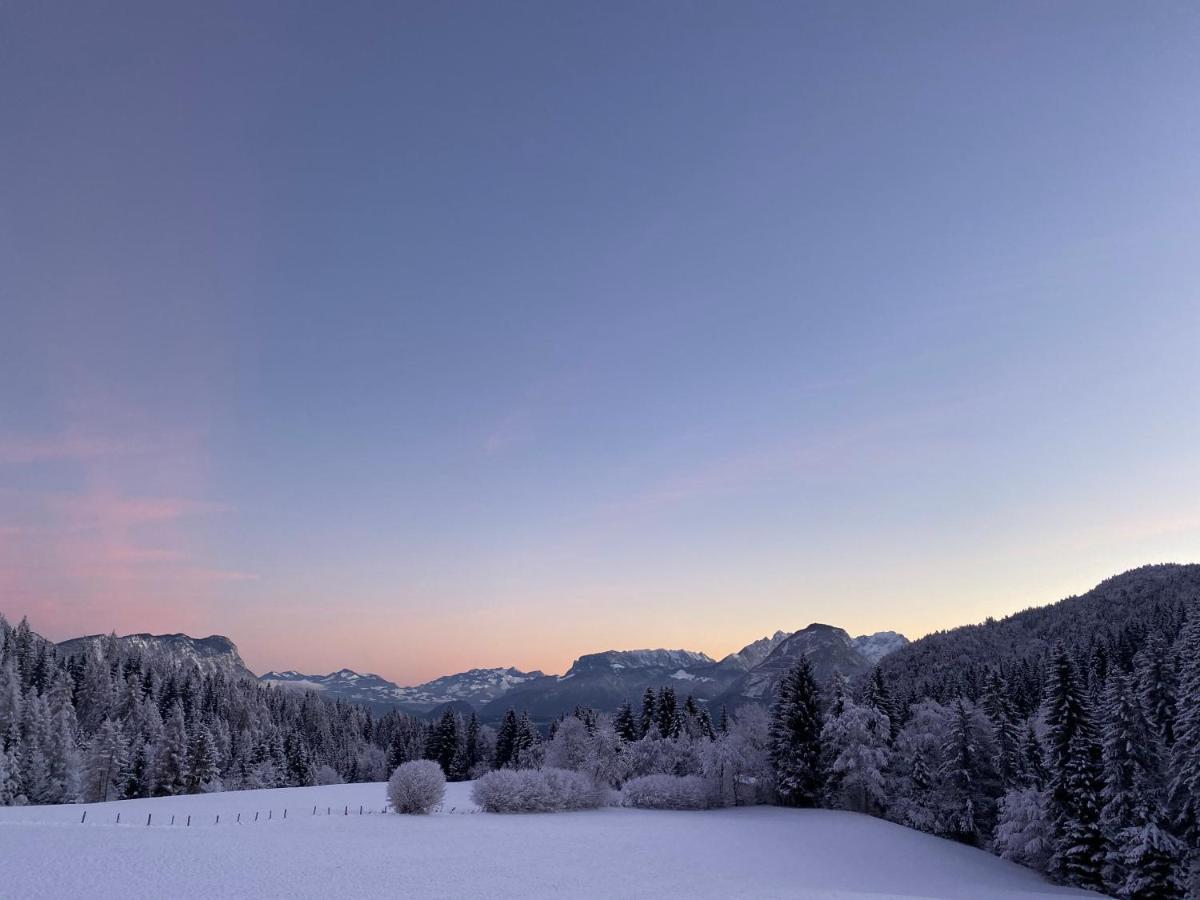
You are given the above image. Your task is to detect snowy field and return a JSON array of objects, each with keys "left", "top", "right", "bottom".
[{"left": 0, "top": 781, "right": 1096, "bottom": 899}]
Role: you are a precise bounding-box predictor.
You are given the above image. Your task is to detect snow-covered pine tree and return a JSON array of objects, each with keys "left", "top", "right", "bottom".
[
  {"left": 190, "top": 723, "right": 224, "bottom": 792},
  {"left": 463, "top": 712, "right": 482, "bottom": 773},
  {"left": 44, "top": 670, "right": 80, "bottom": 803},
  {"left": 82, "top": 719, "right": 128, "bottom": 802},
  {"left": 154, "top": 701, "right": 190, "bottom": 795},
  {"left": 639, "top": 688, "right": 657, "bottom": 738},
  {"left": 865, "top": 666, "right": 899, "bottom": 742},
  {"left": 1099, "top": 669, "right": 1162, "bottom": 890},
  {"left": 1168, "top": 608, "right": 1200, "bottom": 894},
  {"left": 768, "top": 658, "right": 825, "bottom": 807},
  {"left": 982, "top": 670, "right": 1021, "bottom": 788},
  {"left": 512, "top": 712, "right": 541, "bottom": 769},
  {"left": 614, "top": 701, "right": 638, "bottom": 743},
  {"left": 1016, "top": 721, "right": 1048, "bottom": 790},
  {"left": 1120, "top": 820, "right": 1187, "bottom": 900},
  {"left": 656, "top": 687, "right": 680, "bottom": 738},
  {"left": 19, "top": 690, "right": 52, "bottom": 804},
  {"left": 493, "top": 709, "right": 520, "bottom": 769},
  {"left": 1135, "top": 632, "right": 1177, "bottom": 752},
  {"left": 822, "top": 697, "right": 890, "bottom": 815},
  {"left": 937, "top": 698, "right": 1000, "bottom": 844},
  {"left": 1044, "top": 647, "right": 1105, "bottom": 890}
]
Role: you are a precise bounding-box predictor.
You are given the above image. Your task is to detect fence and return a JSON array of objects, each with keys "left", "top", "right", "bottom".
[{"left": 76, "top": 802, "right": 478, "bottom": 827}]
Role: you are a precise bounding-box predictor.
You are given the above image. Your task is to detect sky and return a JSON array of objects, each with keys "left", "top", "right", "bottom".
[{"left": 2, "top": 2, "right": 1198, "bottom": 686}]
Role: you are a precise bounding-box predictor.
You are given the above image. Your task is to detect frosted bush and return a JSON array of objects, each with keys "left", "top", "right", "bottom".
[
  {"left": 622, "top": 774, "right": 711, "bottom": 810},
  {"left": 471, "top": 767, "right": 603, "bottom": 813},
  {"left": 387, "top": 760, "right": 445, "bottom": 814},
  {"left": 315, "top": 765, "right": 343, "bottom": 786}
]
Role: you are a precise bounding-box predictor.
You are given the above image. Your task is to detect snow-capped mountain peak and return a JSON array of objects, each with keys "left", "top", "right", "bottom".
[{"left": 852, "top": 631, "right": 910, "bottom": 663}]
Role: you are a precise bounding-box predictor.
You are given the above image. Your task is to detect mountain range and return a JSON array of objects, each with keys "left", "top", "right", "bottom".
[{"left": 47, "top": 624, "right": 908, "bottom": 723}]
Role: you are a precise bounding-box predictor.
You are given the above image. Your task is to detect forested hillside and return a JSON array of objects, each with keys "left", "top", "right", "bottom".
[{"left": 0, "top": 620, "right": 428, "bottom": 804}]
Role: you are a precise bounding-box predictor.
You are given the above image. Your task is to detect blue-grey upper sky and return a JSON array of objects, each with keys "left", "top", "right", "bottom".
[{"left": 2, "top": 2, "right": 1198, "bottom": 682}]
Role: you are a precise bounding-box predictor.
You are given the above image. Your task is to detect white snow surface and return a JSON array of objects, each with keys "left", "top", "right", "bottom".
[{"left": 0, "top": 781, "right": 1095, "bottom": 899}]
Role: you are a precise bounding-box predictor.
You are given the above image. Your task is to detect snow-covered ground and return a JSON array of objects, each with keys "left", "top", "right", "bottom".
[{"left": 0, "top": 781, "right": 1095, "bottom": 899}]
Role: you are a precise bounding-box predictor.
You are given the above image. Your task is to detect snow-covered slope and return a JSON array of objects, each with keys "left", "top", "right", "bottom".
[
  {"left": 852, "top": 630, "right": 910, "bottom": 663},
  {"left": 0, "top": 781, "right": 1093, "bottom": 900}
]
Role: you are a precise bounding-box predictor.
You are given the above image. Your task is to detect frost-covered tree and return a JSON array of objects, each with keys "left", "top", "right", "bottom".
[
  {"left": 938, "top": 698, "right": 1000, "bottom": 844},
  {"left": 1043, "top": 648, "right": 1104, "bottom": 889},
  {"left": 189, "top": 723, "right": 224, "bottom": 793},
  {"left": 865, "top": 666, "right": 899, "bottom": 742},
  {"left": 822, "top": 698, "right": 890, "bottom": 815},
  {"left": 983, "top": 670, "right": 1021, "bottom": 788},
  {"left": 82, "top": 719, "right": 128, "bottom": 802},
  {"left": 888, "top": 700, "right": 948, "bottom": 833},
  {"left": 639, "top": 688, "right": 657, "bottom": 738},
  {"left": 1119, "top": 821, "right": 1187, "bottom": 900},
  {"left": 1168, "top": 609, "right": 1200, "bottom": 893},
  {"left": 0, "top": 741, "right": 22, "bottom": 805},
  {"left": 656, "top": 687, "right": 680, "bottom": 739},
  {"left": 544, "top": 716, "right": 596, "bottom": 774},
  {"left": 154, "top": 701, "right": 190, "bottom": 795},
  {"left": 993, "top": 787, "right": 1053, "bottom": 872},
  {"left": 768, "top": 658, "right": 825, "bottom": 807},
  {"left": 388, "top": 759, "right": 445, "bottom": 814}
]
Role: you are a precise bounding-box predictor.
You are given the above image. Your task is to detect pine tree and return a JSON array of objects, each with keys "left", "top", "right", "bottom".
[
  {"left": 463, "top": 713, "right": 482, "bottom": 773},
  {"left": 1099, "top": 670, "right": 1164, "bottom": 889},
  {"left": 639, "top": 688, "right": 657, "bottom": 738},
  {"left": 769, "top": 658, "right": 826, "bottom": 807},
  {"left": 494, "top": 709, "right": 519, "bottom": 769},
  {"left": 1042, "top": 647, "right": 1105, "bottom": 888},
  {"left": 154, "top": 701, "right": 190, "bottom": 795},
  {"left": 0, "top": 741, "right": 21, "bottom": 805},
  {"left": 822, "top": 697, "right": 891, "bottom": 814},
  {"left": 1016, "top": 721, "right": 1048, "bottom": 790},
  {"left": 82, "top": 719, "right": 128, "bottom": 802},
  {"left": 1135, "top": 632, "right": 1177, "bottom": 751},
  {"left": 865, "top": 666, "right": 899, "bottom": 742},
  {"left": 512, "top": 712, "right": 540, "bottom": 769},
  {"left": 1120, "top": 821, "right": 1187, "bottom": 900},
  {"left": 45, "top": 670, "right": 80, "bottom": 803},
  {"left": 1168, "top": 610, "right": 1200, "bottom": 891},
  {"left": 425, "top": 709, "right": 461, "bottom": 779},
  {"left": 189, "top": 723, "right": 224, "bottom": 792},
  {"left": 656, "top": 687, "right": 680, "bottom": 738},
  {"left": 938, "top": 698, "right": 999, "bottom": 844},
  {"left": 613, "top": 701, "right": 638, "bottom": 743},
  {"left": 982, "top": 670, "right": 1021, "bottom": 788},
  {"left": 19, "top": 691, "right": 52, "bottom": 804}
]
